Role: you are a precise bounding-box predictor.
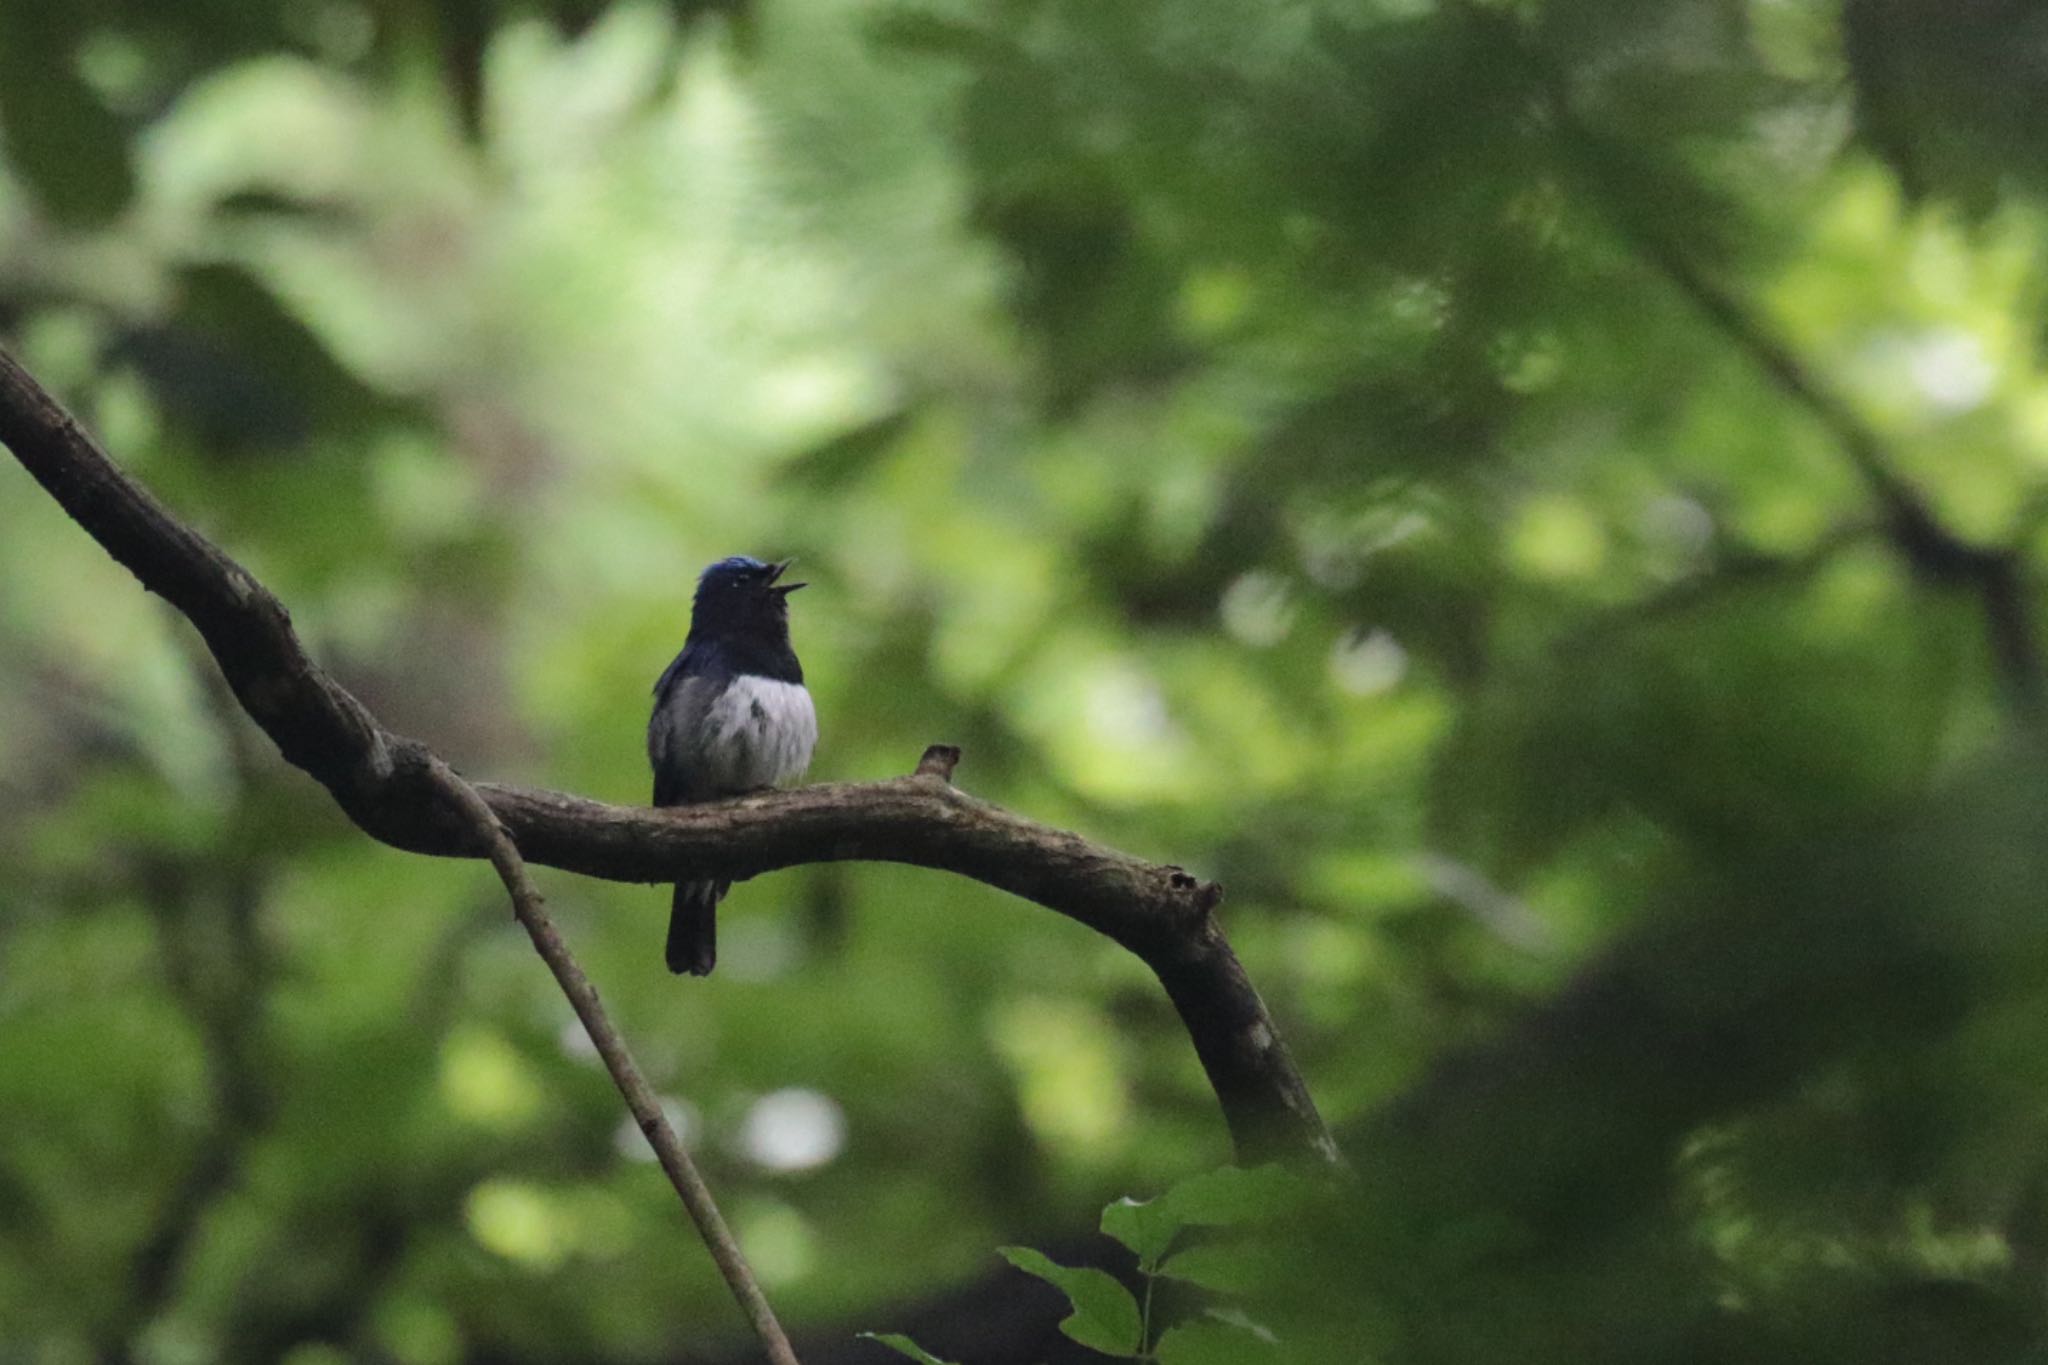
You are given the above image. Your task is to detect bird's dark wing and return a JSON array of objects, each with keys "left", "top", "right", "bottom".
[
  {"left": 652, "top": 754, "right": 688, "bottom": 807},
  {"left": 650, "top": 645, "right": 732, "bottom": 807},
  {"left": 653, "top": 640, "right": 702, "bottom": 702}
]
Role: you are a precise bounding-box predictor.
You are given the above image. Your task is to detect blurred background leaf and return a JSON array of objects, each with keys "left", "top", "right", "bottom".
[{"left": 7, "top": 0, "right": 2048, "bottom": 1361}]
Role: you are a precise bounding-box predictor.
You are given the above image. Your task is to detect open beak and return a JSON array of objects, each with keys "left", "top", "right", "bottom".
[{"left": 768, "top": 558, "right": 807, "bottom": 594}]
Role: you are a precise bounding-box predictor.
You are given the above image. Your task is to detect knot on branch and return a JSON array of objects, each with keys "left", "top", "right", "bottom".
[
  {"left": 913, "top": 744, "right": 961, "bottom": 783},
  {"left": 1165, "top": 866, "right": 1225, "bottom": 918}
]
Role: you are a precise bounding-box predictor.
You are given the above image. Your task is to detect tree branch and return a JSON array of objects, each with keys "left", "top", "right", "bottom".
[
  {"left": 1548, "top": 114, "right": 2047, "bottom": 722},
  {"left": 1559, "top": 519, "right": 1876, "bottom": 654},
  {"left": 0, "top": 344, "right": 1339, "bottom": 1171},
  {"left": 423, "top": 759, "right": 800, "bottom": 1365},
  {"left": 1453, "top": 0, "right": 2048, "bottom": 722},
  {"left": 1659, "top": 243, "right": 2044, "bottom": 720}
]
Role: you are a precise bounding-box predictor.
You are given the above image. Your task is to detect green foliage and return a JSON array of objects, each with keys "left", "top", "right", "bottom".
[
  {"left": 1102, "top": 1163, "right": 1310, "bottom": 1280},
  {"left": 858, "top": 1331, "right": 961, "bottom": 1365},
  {"left": 872, "top": 1169, "right": 1301, "bottom": 1362},
  {"left": 6, "top": 0, "right": 2048, "bottom": 1361},
  {"left": 997, "top": 1245, "right": 1146, "bottom": 1357},
  {"left": 1154, "top": 1313, "right": 1279, "bottom": 1365},
  {"left": 1100, "top": 1195, "right": 1179, "bottom": 1272}
]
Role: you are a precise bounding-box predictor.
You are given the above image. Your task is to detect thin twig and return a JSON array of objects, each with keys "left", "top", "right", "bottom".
[
  {"left": 1562, "top": 521, "right": 1877, "bottom": 653},
  {"left": 1649, "top": 237, "right": 2044, "bottom": 720},
  {"left": 1548, "top": 112, "right": 2046, "bottom": 722},
  {"left": 1462, "top": 0, "right": 2048, "bottom": 723},
  {"left": 423, "top": 757, "right": 800, "bottom": 1365}
]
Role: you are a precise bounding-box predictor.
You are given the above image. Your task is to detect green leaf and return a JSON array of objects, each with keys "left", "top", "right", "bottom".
[
  {"left": 1206, "top": 1307, "right": 1280, "bottom": 1343},
  {"left": 0, "top": 29, "right": 134, "bottom": 226},
  {"left": 1101, "top": 1194, "right": 1180, "bottom": 1269},
  {"left": 133, "top": 262, "right": 408, "bottom": 455},
  {"left": 1105, "top": 1164, "right": 1312, "bottom": 1273},
  {"left": 1155, "top": 1311, "right": 1281, "bottom": 1365},
  {"left": 998, "top": 1246, "right": 1144, "bottom": 1357},
  {"left": 1161, "top": 1164, "right": 1312, "bottom": 1228},
  {"left": 1155, "top": 1243, "right": 1265, "bottom": 1294},
  {"left": 856, "top": 1332, "right": 960, "bottom": 1365}
]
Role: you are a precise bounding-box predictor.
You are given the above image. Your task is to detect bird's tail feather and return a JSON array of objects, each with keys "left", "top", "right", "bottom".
[{"left": 666, "top": 880, "right": 728, "bottom": 976}]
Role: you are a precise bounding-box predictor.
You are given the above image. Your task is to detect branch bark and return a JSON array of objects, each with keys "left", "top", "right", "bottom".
[
  {"left": 424, "top": 759, "right": 799, "bottom": 1365},
  {"left": 0, "top": 344, "right": 1339, "bottom": 1171}
]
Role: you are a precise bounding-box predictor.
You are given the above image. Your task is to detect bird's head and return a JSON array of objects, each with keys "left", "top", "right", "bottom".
[{"left": 689, "top": 555, "right": 806, "bottom": 639}]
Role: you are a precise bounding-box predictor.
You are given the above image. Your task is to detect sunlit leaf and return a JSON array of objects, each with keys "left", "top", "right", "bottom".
[{"left": 1161, "top": 1164, "right": 1313, "bottom": 1229}]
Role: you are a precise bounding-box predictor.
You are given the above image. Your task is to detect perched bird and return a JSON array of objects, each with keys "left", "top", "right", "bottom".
[{"left": 648, "top": 556, "right": 816, "bottom": 975}]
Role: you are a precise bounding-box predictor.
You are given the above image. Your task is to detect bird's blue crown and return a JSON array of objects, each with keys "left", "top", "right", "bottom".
[
  {"left": 688, "top": 556, "right": 803, "bottom": 638},
  {"left": 701, "top": 555, "right": 769, "bottom": 583},
  {"left": 694, "top": 557, "right": 774, "bottom": 609}
]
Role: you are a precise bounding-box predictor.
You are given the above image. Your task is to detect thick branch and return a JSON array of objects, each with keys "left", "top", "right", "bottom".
[{"left": 0, "top": 345, "right": 1338, "bottom": 1170}]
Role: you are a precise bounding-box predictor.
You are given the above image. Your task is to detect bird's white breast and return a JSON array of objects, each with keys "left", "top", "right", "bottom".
[{"left": 699, "top": 675, "right": 816, "bottom": 792}]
